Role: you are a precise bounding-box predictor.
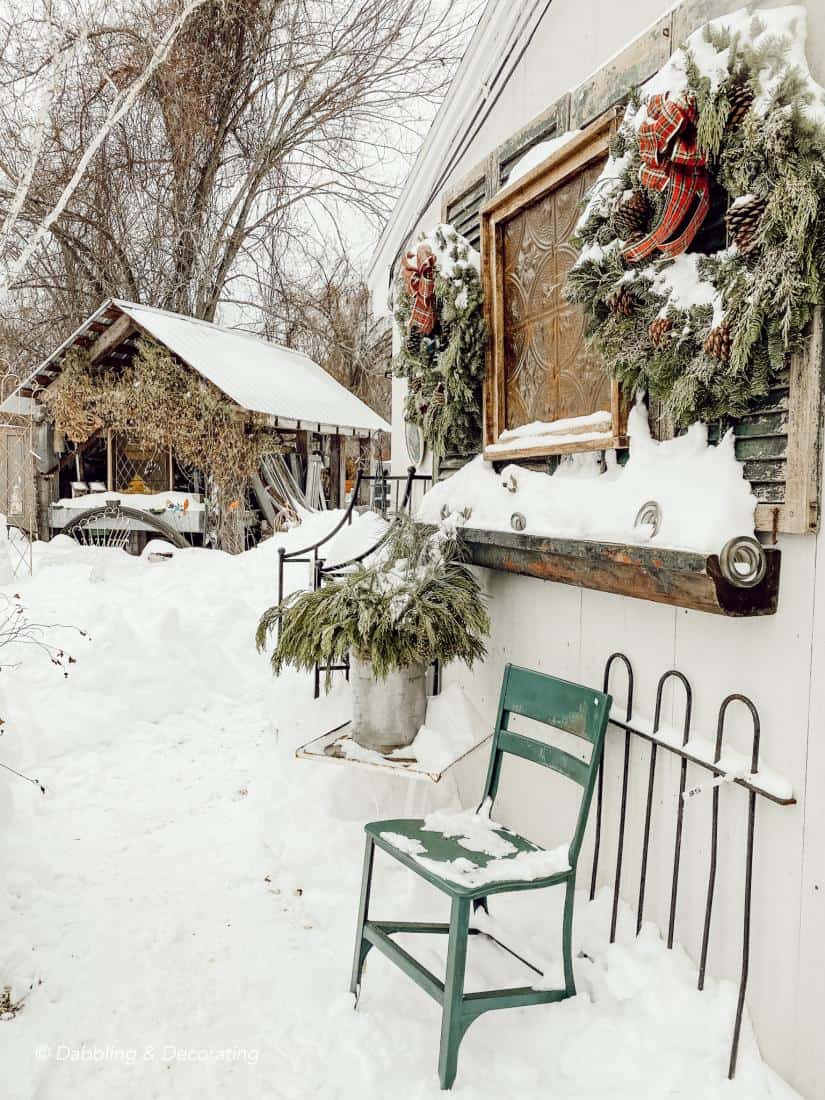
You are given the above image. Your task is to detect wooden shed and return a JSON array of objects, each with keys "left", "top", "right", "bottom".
[{"left": 5, "top": 299, "right": 390, "bottom": 553}]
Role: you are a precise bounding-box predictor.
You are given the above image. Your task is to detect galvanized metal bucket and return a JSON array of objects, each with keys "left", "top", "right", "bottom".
[{"left": 350, "top": 655, "right": 427, "bottom": 754}]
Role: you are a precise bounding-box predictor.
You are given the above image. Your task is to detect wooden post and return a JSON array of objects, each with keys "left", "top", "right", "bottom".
[
  {"left": 328, "top": 434, "right": 342, "bottom": 508},
  {"left": 357, "top": 435, "right": 370, "bottom": 507},
  {"left": 106, "top": 429, "right": 114, "bottom": 490},
  {"left": 295, "top": 428, "right": 309, "bottom": 493}
]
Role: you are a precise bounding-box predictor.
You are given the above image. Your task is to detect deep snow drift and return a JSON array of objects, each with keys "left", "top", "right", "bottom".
[
  {"left": 419, "top": 404, "right": 757, "bottom": 556},
  {"left": 0, "top": 515, "right": 796, "bottom": 1099}
]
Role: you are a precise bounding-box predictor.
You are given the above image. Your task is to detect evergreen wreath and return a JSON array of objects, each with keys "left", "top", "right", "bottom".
[
  {"left": 393, "top": 224, "right": 485, "bottom": 456},
  {"left": 566, "top": 6, "right": 825, "bottom": 426}
]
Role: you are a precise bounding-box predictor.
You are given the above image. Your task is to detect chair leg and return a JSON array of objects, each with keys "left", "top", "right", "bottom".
[
  {"left": 562, "top": 876, "right": 576, "bottom": 996},
  {"left": 349, "top": 836, "right": 375, "bottom": 1004},
  {"left": 438, "top": 896, "right": 470, "bottom": 1090}
]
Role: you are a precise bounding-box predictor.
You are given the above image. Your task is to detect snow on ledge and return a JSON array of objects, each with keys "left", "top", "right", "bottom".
[
  {"left": 488, "top": 410, "right": 614, "bottom": 454},
  {"left": 504, "top": 130, "right": 580, "bottom": 187},
  {"left": 418, "top": 405, "right": 757, "bottom": 557},
  {"left": 53, "top": 491, "right": 204, "bottom": 512}
]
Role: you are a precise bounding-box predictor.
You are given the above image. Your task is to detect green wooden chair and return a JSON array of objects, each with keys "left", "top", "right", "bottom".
[{"left": 349, "top": 663, "right": 611, "bottom": 1090}]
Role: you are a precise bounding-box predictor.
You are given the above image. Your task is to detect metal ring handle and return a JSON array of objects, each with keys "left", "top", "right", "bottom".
[
  {"left": 634, "top": 499, "right": 662, "bottom": 537},
  {"left": 719, "top": 535, "right": 766, "bottom": 588}
]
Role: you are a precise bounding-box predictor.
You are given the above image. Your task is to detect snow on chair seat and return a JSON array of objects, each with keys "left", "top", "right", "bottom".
[{"left": 369, "top": 811, "right": 571, "bottom": 897}]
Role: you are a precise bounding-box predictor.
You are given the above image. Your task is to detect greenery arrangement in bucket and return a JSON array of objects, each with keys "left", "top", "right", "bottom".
[{"left": 256, "top": 515, "right": 490, "bottom": 752}]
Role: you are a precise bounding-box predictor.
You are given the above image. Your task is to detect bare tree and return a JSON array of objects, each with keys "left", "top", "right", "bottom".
[
  {"left": 0, "top": 0, "right": 207, "bottom": 306},
  {"left": 244, "top": 247, "right": 391, "bottom": 418},
  {"left": 0, "top": 0, "right": 473, "bottom": 373}
]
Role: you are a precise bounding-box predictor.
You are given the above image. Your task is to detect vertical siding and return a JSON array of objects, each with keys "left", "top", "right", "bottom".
[{"left": 381, "top": 1, "right": 825, "bottom": 1091}]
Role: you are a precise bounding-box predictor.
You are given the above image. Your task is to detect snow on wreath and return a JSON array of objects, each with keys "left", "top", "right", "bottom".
[
  {"left": 393, "top": 224, "right": 485, "bottom": 457},
  {"left": 565, "top": 5, "right": 825, "bottom": 426}
]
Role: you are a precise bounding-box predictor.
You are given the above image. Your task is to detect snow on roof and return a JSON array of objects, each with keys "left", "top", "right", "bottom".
[
  {"left": 12, "top": 298, "right": 389, "bottom": 436},
  {"left": 113, "top": 301, "right": 390, "bottom": 435}
]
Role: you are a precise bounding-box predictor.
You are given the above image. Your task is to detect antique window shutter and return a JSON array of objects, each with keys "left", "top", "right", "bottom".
[{"left": 716, "top": 314, "right": 823, "bottom": 536}]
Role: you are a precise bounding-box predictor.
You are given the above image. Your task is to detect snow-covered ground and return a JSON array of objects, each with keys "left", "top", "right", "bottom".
[{"left": 0, "top": 514, "right": 797, "bottom": 1099}]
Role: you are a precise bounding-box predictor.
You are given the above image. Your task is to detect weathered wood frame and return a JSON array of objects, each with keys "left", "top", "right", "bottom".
[
  {"left": 459, "top": 526, "right": 780, "bottom": 617},
  {"left": 480, "top": 109, "right": 625, "bottom": 462}
]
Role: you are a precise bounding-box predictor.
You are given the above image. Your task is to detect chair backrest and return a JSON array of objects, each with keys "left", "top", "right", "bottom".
[{"left": 480, "top": 663, "right": 612, "bottom": 867}]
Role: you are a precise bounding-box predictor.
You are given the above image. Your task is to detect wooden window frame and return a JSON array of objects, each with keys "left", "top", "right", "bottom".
[{"left": 480, "top": 109, "right": 626, "bottom": 462}]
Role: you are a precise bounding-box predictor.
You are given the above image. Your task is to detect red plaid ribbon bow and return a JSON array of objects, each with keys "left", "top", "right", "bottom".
[
  {"left": 624, "top": 94, "right": 709, "bottom": 264},
  {"left": 401, "top": 243, "right": 437, "bottom": 336}
]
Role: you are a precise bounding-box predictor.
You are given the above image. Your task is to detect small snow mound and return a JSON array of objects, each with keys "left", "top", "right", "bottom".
[{"left": 142, "top": 539, "right": 178, "bottom": 562}]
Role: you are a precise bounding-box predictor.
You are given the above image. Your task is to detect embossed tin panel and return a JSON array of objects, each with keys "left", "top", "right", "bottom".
[{"left": 501, "top": 159, "right": 608, "bottom": 430}]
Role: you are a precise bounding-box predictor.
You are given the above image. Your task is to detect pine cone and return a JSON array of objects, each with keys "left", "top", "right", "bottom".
[
  {"left": 607, "top": 286, "right": 636, "bottom": 317},
  {"left": 726, "top": 81, "right": 754, "bottom": 128},
  {"left": 703, "top": 321, "right": 732, "bottom": 362},
  {"left": 649, "top": 317, "right": 674, "bottom": 348},
  {"left": 408, "top": 374, "right": 422, "bottom": 394},
  {"left": 725, "top": 194, "right": 767, "bottom": 254},
  {"left": 431, "top": 383, "right": 446, "bottom": 406},
  {"left": 613, "top": 190, "right": 651, "bottom": 240},
  {"left": 405, "top": 328, "right": 421, "bottom": 355}
]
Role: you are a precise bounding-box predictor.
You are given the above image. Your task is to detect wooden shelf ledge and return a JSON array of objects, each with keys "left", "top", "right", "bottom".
[{"left": 458, "top": 527, "right": 780, "bottom": 617}]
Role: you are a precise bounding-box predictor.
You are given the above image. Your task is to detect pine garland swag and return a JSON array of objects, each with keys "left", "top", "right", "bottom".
[
  {"left": 393, "top": 225, "right": 485, "bottom": 456},
  {"left": 566, "top": 7, "right": 825, "bottom": 426}
]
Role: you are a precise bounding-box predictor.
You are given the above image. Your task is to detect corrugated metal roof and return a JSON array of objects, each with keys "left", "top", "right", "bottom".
[{"left": 11, "top": 299, "right": 390, "bottom": 436}]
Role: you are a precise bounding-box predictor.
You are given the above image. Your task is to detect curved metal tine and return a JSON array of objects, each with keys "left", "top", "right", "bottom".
[
  {"left": 720, "top": 696, "right": 760, "bottom": 1079},
  {"left": 638, "top": 670, "right": 692, "bottom": 936},
  {"left": 313, "top": 557, "right": 325, "bottom": 700},
  {"left": 665, "top": 671, "right": 694, "bottom": 947},
  {"left": 282, "top": 470, "right": 364, "bottom": 565},
  {"left": 590, "top": 653, "right": 633, "bottom": 908},
  {"left": 698, "top": 694, "right": 760, "bottom": 999}
]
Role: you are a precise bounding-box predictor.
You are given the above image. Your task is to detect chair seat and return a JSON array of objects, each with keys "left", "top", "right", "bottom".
[{"left": 366, "top": 817, "right": 571, "bottom": 899}]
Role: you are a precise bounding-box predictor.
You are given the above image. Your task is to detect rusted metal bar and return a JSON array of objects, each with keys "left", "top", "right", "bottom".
[{"left": 606, "top": 716, "right": 792, "bottom": 807}]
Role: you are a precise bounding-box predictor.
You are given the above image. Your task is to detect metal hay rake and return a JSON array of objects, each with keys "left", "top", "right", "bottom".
[{"left": 590, "top": 651, "right": 794, "bottom": 1079}]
